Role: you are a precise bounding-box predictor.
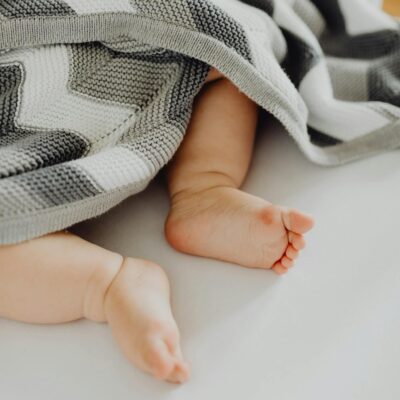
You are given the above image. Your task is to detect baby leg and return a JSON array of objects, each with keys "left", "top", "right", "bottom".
[
  {"left": 0, "top": 232, "right": 189, "bottom": 383},
  {"left": 165, "top": 69, "right": 314, "bottom": 274}
]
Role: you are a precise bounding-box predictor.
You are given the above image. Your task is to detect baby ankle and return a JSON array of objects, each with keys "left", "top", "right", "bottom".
[
  {"left": 83, "top": 252, "right": 124, "bottom": 323},
  {"left": 170, "top": 171, "right": 239, "bottom": 202}
]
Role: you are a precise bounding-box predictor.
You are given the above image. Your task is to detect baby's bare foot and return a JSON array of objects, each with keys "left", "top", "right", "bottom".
[
  {"left": 104, "top": 258, "right": 189, "bottom": 383},
  {"left": 165, "top": 187, "right": 314, "bottom": 274}
]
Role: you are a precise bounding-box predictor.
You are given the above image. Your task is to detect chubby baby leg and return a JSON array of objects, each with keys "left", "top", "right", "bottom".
[
  {"left": 166, "top": 68, "right": 314, "bottom": 274},
  {"left": 0, "top": 232, "right": 189, "bottom": 383}
]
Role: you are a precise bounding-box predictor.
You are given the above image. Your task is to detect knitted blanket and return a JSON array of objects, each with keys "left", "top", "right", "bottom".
[{"left": 0, "top": 0, "right": 399, "bottom": 244}]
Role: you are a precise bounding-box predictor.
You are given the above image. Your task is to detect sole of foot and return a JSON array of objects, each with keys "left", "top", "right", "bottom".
[{"left": 165, "top": 186, "right": 314, "bottom": 275}]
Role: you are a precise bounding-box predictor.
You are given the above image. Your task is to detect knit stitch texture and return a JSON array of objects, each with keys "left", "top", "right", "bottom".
[{"left": 0, "top": 0, "right": 399, "bottom": 244}]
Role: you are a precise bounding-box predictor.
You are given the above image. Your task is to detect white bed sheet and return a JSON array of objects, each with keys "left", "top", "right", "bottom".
[{"left": 1, "top": 119, "right": 399, "bottom": 400}]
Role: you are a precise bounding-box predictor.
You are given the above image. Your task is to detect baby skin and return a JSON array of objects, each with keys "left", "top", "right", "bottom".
[{"left": 0, "top": 68, "right": 314, "bottom": 384}]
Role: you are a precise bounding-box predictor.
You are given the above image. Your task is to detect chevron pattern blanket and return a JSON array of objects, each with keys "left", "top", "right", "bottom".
[{"left": 0, "top": 0, "right": 399, "bottom": 244}]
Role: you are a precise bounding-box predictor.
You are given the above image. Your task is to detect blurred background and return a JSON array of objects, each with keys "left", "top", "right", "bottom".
[{"left": 384, "top": 0, "right": 400, "bottom": 16}]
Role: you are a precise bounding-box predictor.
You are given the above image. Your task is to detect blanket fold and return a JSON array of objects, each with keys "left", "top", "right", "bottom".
[{"left": 0, "top": 0, "right": 399, "bottom": 244}]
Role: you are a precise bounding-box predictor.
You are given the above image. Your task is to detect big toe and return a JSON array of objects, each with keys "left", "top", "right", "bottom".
[
  {"left": 145, "top": 339, "right": 176, "bottom": 381},
  {"left": 145, "top": 337, "right": 189, "bottom": 384},
  {"left": 167, "top": 361, "right": 190, "bottom": 384},
  {"left": 282, "top": 209, "right": 314, "bottom": 234}
]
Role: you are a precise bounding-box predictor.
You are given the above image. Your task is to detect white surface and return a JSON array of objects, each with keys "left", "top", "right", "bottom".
[
  {"left": 339, "top": 0, "right": 397, "bottom": 35},
  {"left": 1, "top": 119, "right": 400, "bottom": 400}
]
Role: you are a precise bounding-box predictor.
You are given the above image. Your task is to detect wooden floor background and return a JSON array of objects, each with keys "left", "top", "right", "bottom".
[{"left": 384, "top": 0, "right": 400, "bottom": 16}]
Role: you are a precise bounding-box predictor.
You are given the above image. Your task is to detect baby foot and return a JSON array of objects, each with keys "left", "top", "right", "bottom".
[
  {"left": 165, "top": 186, "right": 314, "bottom": 274},
  {"left": 104, "top": 258, "right": 189, "bottom": 383}
]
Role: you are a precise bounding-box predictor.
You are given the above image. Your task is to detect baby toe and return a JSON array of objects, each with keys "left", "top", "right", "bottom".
[
  {"left": 281, "top": 256, "right": 294, "bottom": 268},
  {"left": 145, "top": 339, "right": 176, "bottom": 381},
  {"left": 289, "top": 232, "right": 306, "bottom": 251},
  {"left": 167, "top": 361, "right": 190, "bottom": 384},
  {"left": 283, "top": 209, "right": 314, "bottom": 234},
  {"left": 286, "top": 245, "right": 299, "bottom": 260},
  {"left": 272, "top": 262, "right": 288, "bottom": 276}
]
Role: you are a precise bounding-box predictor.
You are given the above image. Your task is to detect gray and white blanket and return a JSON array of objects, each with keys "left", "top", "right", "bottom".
[{"left": 0, "top": 0, "right": 399, "bottom": 244}]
